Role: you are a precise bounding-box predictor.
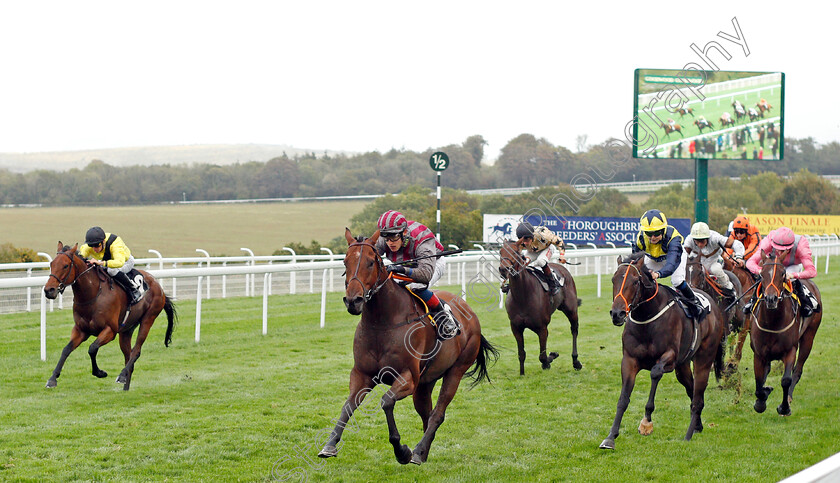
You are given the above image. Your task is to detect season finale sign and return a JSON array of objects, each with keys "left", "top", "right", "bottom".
[
  {"left": 484, "top": 214, "right": 691, "bottom": 245},
  {"left": 748, "top": 214, "right": 840, "bottom": 236}
]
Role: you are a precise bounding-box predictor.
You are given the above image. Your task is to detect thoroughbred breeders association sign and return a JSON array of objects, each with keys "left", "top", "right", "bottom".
[{"left": 483, "top": 214, "right": 692, "bottom": 246}]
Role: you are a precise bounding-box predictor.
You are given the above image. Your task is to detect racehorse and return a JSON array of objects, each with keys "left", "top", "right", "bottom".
[
  {"left": 732, "top": 100, "right": 746, "bottom": 122},
  {"left": 677, "top": 107, "right": 695, "bottom": 118},
  {"left": 756, "top": 101, "right": 772, "bottom": 117},
  {"left": 600, "top": 255, "right": 725, "bottom": 450},
  {"left": 318, "top": 229, "right": 498, "bottom": 465},
  {"left": 498, "top": 240, "right": 582, "bottom": 375},
  {"left": 722, "top": 258, "right": 757, "bottom": 372},
  {"left": 43, "top": 242, "right": 177, "bottom": 391},
  {"left": 749, "top": 256, "right": 822, "bottom": 416},
  {"left": 694, "top": 119, "right": 715, "bottom": 133},
  {"left": 660, "top": 122, "right": 684, "bottom": 138},
  {"left": 748, "top": 108, "right": 760, "bottom": 123},
  {"left": 719, "top": 116, "right": 736, "bottom": 128},
  {"left": 685, "top": 253, "right": 744, "bottom": 335}
]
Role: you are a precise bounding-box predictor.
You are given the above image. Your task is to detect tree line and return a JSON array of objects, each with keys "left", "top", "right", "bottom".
[{"left": 1, "top": 135, "right": 838, "bottom": 205}]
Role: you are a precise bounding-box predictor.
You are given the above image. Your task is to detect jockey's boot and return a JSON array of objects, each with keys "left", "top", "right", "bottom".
[
  {"left": 431, "top": 301, "right": 460, "bottom": 340},
  {"left": 500, "top": 280, "right": 510, "bottom": 294},
  {"left": 543, "top": 266, "right": 561, "bottom": 295},
  {"left": 793, "top": 279, "right": 817, "bottom": 318},
  {"left": 721, "top": 283, "right": 737, "bottom": 301},
  {"left": 113, "top": 271, "right": 142, "bottom": 306},
  {"left": 676, "top": 281, "right": 703, "bottom": 320}
]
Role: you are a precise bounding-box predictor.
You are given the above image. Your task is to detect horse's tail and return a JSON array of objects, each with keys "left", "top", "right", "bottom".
[
  {"left": 163, "top": 295, "right": 178, "bottom": 347},
  {"left": 465, "top": 335, "right": 500, "bottom": 389},
  {"left": 714, "top": 332, "right": 725, "bottom": 381},
  {"left": 576, "top": 298, "right": 583, "bottom": 307}
]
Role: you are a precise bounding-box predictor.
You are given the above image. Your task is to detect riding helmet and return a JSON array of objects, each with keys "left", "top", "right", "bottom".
[
  {"left": 690, "top": 222, "right": 711, "bottom": 240},
  {"left": 733, "top": 215, "right": 750, "bottom": 230},
  {"left": 85, "top": 226, "right": 106, "bottom": 245},
  {"left": 515, "top": 222, "right": 535, "bottom": 239},
  {"left": 377, "top": 210, "right": 408, "bottom": 235},
  {"left": 639, "top": 209, "right": 667, "bottom": 232}
]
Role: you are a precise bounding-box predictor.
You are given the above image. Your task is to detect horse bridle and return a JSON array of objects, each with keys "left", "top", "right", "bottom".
[
  {"left": 613, "top": 262, "right": 658, "bottom": 313},
  {"left": 499, "top": 243, "right": 526, "bottom": 280},
  {"left": 758, "top": 260, "right": 792, "bottom": 305},
  {"left": 49, "top": 250, "right": 96, "bottom": 294},
  {"left": 345, "top": 241, "right": 389, "bottom": 303}
]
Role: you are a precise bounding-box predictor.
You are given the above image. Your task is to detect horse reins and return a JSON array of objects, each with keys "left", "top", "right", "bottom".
[
  {"left": 614, "top": 263, "right": 660, "bottom": 316},
  {"left": 49, "top": 250, "right": 97, "bottom": 294},
  {"left": 752, "top": 260, "right": 802, "bottom": 334},
  {"left": 346, "top": 241, "right": 389, "bottom": 302}
]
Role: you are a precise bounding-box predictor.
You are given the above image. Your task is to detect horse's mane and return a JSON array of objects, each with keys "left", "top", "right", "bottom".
[{"left": 620, "top": 252, "right": 644, "bottom": 264}]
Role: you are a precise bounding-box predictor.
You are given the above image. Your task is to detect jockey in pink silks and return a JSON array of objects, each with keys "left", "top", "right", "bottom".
[{"left": 745, "top": 227, "right": 819, "bottom": 317}]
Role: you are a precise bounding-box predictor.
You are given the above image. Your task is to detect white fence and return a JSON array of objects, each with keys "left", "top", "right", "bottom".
[{"left": 2, "top": 236, "right": 839, "bottom": 362}]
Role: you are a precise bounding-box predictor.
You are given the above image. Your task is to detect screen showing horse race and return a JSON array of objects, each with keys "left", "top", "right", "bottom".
[{"left": 632, "top": 69, "right": 784, "bottom": 160}]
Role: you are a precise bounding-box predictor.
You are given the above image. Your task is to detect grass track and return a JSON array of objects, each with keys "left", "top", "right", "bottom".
[{"left": 0, "top": 270, "right": 838, "bottom": 481}]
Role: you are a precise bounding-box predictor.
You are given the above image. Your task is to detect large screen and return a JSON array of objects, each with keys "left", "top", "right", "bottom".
[{"left": 632, "top": 69, "right": 784, "bottom": 160}]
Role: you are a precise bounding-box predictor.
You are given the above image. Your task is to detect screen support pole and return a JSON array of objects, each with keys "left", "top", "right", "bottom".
[{"left": 694, "top": 158, "right": 709, "bottom": 223}]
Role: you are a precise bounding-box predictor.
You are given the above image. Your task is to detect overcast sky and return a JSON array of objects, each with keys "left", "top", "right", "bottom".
[{"left": 1, "top": 1, "right": 834, "bottom": 163}]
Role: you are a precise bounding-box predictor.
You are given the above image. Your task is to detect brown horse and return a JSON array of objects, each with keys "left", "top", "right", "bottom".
[
  {"left": 694, "top": 119, "right": 715, "bottom": 133},
  {"left": 43, "top": 242, "right": 177, "bottom": 391},
  {"left": 749, "top": 257, "right": 822, "bottom": 416},
  {"left": 685, "top": 253, "right": 744, "bottom": 334},
  {"left": 660, "top": 122, "right": 684, "bottom": 138},
  {"left": 318, "top": 229, "right": 498, "bottom": 465},
  {"left": 498, "top": 240, "right": 581, "bottom": 375},
  {"left": 756, "top": 101, "right": 772, "bottom": 117},
  {"left": 677, "top": 107, "right": 695, "bottom": 118},
  {"left": 719, "top": 116, "right": 736, "bottom": 128},
  {"left": 722, "top": 258, "right": 757, "bottom": 372},
  {"left": 600, "top": 256, "right": 725, "bottom": 450}
]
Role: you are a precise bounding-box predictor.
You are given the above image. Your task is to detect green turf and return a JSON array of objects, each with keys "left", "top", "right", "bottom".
[{"left": 0, "top": 269, "right": 837, "bottom": 482}]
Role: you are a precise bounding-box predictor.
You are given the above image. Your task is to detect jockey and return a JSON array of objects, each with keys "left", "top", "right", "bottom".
[
  {"left": 523, "top": 224, "right": 566, "bottom": 295},
  {"left": 79, "top": 226, "right": 142, "bottom": 305},
  {"left": 683, "top": 222, "right": 744, "bottom": 299},
  {"left": 726, "top": 215, "right": 761, "bottom": 263},
  {"left": 697, "top": 115, "right": 707, "bottom": 125},
  {"left": 375, "top": 210, "right": 459, "bottom": 338},
  {"left": 721, "top": 111, "right": 731, "bottom": 122},
  {"left": 745, "top": 227, "right": 819, "bottom": 317},
  {"left": 632, "top": 209, "right": 704, "bottom": 318},
  {"left": 667, "top": 118, "right": 676, "bottom": 130}
]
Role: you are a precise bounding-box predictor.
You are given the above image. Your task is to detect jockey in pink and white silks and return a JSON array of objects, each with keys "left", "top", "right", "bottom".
[
  {"left": 745, "top": 227, "right": 819, "bottom": 317},
  {"left": 374, "top": 210, "right": 459, "bottom": 338}
]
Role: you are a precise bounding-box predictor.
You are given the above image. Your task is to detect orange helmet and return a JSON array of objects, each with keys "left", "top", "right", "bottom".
[{"left": 733, "top": 215, "right": 750, "bottom": 230}]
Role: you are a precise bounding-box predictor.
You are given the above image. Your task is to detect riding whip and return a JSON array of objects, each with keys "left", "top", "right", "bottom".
[
  {"left": 724, "top": 279, "right": 760, "bottom": 312},
  {"left": 389, "top": 249, "right": 464, "bottom": 266}
]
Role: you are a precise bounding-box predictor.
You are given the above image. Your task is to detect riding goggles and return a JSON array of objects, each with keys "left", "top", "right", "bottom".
[
  {"left": 733, "top": 228, "right": 748, "bottom": 235},
  {"left": 645, "top": 229, "right": 665, "bottom": 238},
  {"left": 383, "top": 233, "right": 402, "bottom": 242}
]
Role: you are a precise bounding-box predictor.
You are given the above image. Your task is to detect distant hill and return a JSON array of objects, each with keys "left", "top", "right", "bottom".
[{"left": 0, "top": 144, "right": 351, "bottom": 172}]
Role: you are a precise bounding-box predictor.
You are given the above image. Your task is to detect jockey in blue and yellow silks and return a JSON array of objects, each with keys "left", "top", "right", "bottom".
[{"left": 632, "top": 209, "right": 704, "bottom": 318}]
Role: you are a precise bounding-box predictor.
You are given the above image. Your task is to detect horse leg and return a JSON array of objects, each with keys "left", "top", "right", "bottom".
[
  {"left": 88, "top": 326, "right": 116, "bottom": 379},
  {"left": 46, "top": 327, "right": 87, "bottom": 388},
  {"left": 118, "top": 320, "right": 153, "bottom": 391},
  {"left": 512, "top": 325, "right": 526, "bottom": 376},
  {"left": 411, "top": 367, "right": 468, "bottom": 465},
  {"left": 686, "top": 360, "right": 713, "bottom": 440},
  {"left": 115, "top": 330, "right": 134, "bottom": 385},
  {"left": 639, "top": 354, "right": 674, "bottom": 436},
  {"left": 537, "top": 327, "right": 554, "bottom": 370},
  {"left": 559, "top": 301, "right": 582, "bottom": 370},
  {"left": 319, "top": 370, "right": 374, "bottom": 458},
  {"left": 777, "top": 348, "right": 796, "bottom": 416},
  {"left": 753, "top": 354, "right": 773, "bottom": 413},
  {"left": 790, "top": 328, "right": 818, "bottom": 401},
  {"left": 728, "top": 321, "right": 750, "bottom": 373},
  {"left": 381, "top": 370, "right": 416, "bottom": 465},
  {"left": 599, "top": 357, "right": 640, "bottom": 450},
  {"left": 413, "top": 382, "right": 435, "bottom": 431}
]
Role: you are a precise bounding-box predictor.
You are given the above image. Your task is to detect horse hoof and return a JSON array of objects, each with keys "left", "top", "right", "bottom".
[
  {"left": 116, "top": 375, "right": 126, "bottom": 384},
  {"left": 94, "top": 370, "right": 108, "bottom": 379},
  {"left": 410, "top": 453, "right": 425, "bottom": 465},
  {"left": 777, "top": 405, "right": 791, "bottom": 416},
  {"left": 318, "top": 446, "right": 338, "bottom": 458},
  {"left": 549, "top": 351, "right": 559, "bottom": 359},
  {"left": 541, "top": 364, "right": 551, "bottom": 370},
  {"left": 754, "top": 400, "right": 767, "bottom": 413},
  {"left": 395, "top": 445, "right": 412, "bottom": 465},
  {"left": 638, "top": 418, "right": 653, "bottom": 436},
  {"left": 573, "top": 360, "right": 583, "bottom": 371},
  {"left": 599, "top": 439, "right": 615, "bottom": 450},
  {"left": 46, "top": 380, "right": 57, "bottom": 388}
]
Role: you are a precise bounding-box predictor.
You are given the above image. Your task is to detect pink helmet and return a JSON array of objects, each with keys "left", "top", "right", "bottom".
[
  {"left": 769, "top": 227, "right": 795, "bottom": 250},
  {"left": 377, "top": 210, "right": 408, "bottom": 235}
]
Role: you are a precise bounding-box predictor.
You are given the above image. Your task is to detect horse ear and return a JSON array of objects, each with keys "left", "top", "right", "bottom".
[
  {"left": 56, "top": 241, "right": 63, "bottom": 251},
  {"left": 370, "top": 229, "right": 380, "bottom": 245},
  {"left": 71, "top": 243, "right": 79, "bottom": 252},
  {"left": 344, "top": 227, "right": 354, "bottom": 245},
  {"left": 616, "top": 255, "right": 623, "bottom": 264}
]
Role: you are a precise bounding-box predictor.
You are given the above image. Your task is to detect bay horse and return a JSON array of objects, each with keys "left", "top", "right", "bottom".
[
  {"left": 498, "top": 240, "right": 582, "bottom": 375},
  {"left": 694, "top": 119, "right": 715, "bottom": 133},
  {"left": 749, "top": 256, "right": 822, "bottom": 416},
  {"left": 318, "top": 229, "right": 498, "bottom": 465},
  {"left": 43, "top": 242, "right": 177, "bottom": 391},
  {"left": 722, "top": 258, "right": 757, "bottom": 372},
  {"left": 719, "top": 116, "right": 736, "bottom": 128},
  {"left": 756, "top": 101, "right": 772, "bottom": 117},
  {"left": 677, "top": 107, "right": 694, "bottom": 118},
  {"left": 600, "top": 255, "right": 725, "bottom": 450},
  {"left": 685, "top": 253, "right": 744, "bottom": 335},
  {"left": 660, "top": 122, "right": 683, "bottom": 138}
]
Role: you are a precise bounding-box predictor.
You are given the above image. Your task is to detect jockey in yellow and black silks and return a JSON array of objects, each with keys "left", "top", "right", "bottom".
[
  {"left": 632, "top": 209, "right": 703, "bottom": 319},
  {"left": 79, "top": 226, "right": 142, "bottom": 305}
]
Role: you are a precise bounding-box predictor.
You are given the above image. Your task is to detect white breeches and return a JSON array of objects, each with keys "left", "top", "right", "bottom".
[
  {"left": 106, "top": 256, "right": 135, "bottom": 277},
  {"left": 643, "top": 254, "right": 687, "bottom": 286},
  {"left": 704, "top": 260, "right": 733, "bottom": 289},
  {"left": 408, "top": 257, "right": 446, "bottom": 291}
]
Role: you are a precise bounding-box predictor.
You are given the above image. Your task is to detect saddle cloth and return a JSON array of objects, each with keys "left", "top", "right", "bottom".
[
  {"left": 661, "top": 285, "right": 711, "bottom": 320},
  {"left": 126, "top": 269, "right": 149, "bottom": 295},
  {"left": 525, "top": 266, "right": 564, "bottom": 293}
]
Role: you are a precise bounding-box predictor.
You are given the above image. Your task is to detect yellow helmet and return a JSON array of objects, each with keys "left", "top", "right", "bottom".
[{"left": 640, "top": 209, "right": 668, "bottom": 233}]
